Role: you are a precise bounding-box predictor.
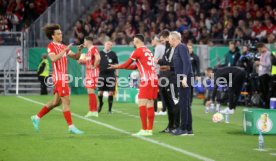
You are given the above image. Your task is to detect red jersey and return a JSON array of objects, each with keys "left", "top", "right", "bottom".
[
  {"left": 265, "top": 24, "right": 276, "bottom": 34},
  {"left": 130, "top": 46, "right": 158, "bottom": 82},
  {"left": 85, "top": 46, "right": 99, "bottom": 78},
  {"left": 47, "top": 42, "right": 70, "bottom": 84}
]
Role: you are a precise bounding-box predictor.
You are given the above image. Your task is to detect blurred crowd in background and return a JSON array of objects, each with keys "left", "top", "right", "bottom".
[
  {"left": 71, "top": 0, "right": 276, "bottom": 46},
  {"left": 0, "top": 0, "right": 55, "bottom": 32}
]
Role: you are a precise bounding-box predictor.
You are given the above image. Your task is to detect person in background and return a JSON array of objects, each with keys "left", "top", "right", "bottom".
[
  {"left": 97, "top": 41, "right": 118, "bottom": 114},
  {"left": 270, "top": 42, "right": 276, "bottom": 98},
  {"left": 209, "top": 66, "right": 246, "bottom": 114},
  {"left": 187, "top": 42, "right": 200, "bottom": 103},
  {"left": 151, "top": 35, "right": 166, "bottom": 115},
  {"left": 256, "top": 43, "right": 271, "bottom": 108},
  {"left": 79, "top": 36, "right": 101, "bottom": 117},
  {"left": 203, "top": 67, "right": 214, "bottom": 113},
  {"left": 224, "top": 41, "right": 241, "bottom": 67},
  {"left": 37, "top": 54, "right": 49, "bottom": 95},
  {"left": 237, "top": 45, "right": 254, "bottom": 74}
]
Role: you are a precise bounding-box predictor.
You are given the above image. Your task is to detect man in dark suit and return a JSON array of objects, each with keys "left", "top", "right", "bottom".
[{"left": 169, "top": 31, "right": 193, "bottom": 136}]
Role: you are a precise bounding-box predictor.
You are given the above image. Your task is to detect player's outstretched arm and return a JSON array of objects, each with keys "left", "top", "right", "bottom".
[
  {"left": 108, "top": 58, "right": 134, "bottom": 69},
  {"left": 49, "top": 43, "right": 73, "bottom": 62},
  {"left": 125, "top": 64, "right": 137, "bottom": 70},
  {"left": 68, "top": 44, "right": 84, "bottom": 60}
]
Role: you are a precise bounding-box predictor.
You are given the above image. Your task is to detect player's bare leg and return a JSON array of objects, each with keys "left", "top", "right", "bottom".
[
  {"left": 61, "top": 95, "right": 84, "bottom": 134},
  {"left": 31, "top": 93, "right": 61, "bottom": 132},
  {"left": 46, "top": 93, "right": 62, "bottom": 110},
  {"left": 85, "top": 88, "right": 98, "bottom": 117}
]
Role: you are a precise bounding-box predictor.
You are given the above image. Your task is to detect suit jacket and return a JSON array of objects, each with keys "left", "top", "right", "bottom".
[{"left": 172, "top": 43, "right": 193, "bottom": 80}]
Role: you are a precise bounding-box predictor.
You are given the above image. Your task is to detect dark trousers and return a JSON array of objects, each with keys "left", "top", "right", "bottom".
[
  {"left": 160, "top": 83, "right": 180, "bottom": 129},
  {"left": 228, "top": 88, "right": 241, "bottom": 110},
  {"left": 259, "top": 74, "right": 270, "bottom": 108},
  {"left": 270, "top": 75, "right": 276, "bottom": 98},
  {"left": 38, "top": 76, "right": 48, "bottom": 95},
  {"left": 178, "top": 86, "right": 192, "bottom": 131},
  {"left": 155, "top": 85, "right": 167, "bottom": 112},
  {"left": 228, "top": 72, "right": 246, "bottom": 110},
  {"left": 190, "top": 86, "right": 194, "bottom": 104}
]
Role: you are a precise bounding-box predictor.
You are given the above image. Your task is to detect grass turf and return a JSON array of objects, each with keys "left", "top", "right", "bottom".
[{"left": 0, "top": 95, "right": 276, "bottom": 161}]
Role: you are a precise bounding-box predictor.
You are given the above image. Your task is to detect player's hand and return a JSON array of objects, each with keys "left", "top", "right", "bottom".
[
  {"left": 182, "top": 77, "right": 188, "bottom": 88},
  {"left": 65, "top": 43, "right": 73, "bottom": 51},
  {"left": 77, "top": 44, "right": 84, "bottom": 51},
  {"left": 154, "top": 58, "right": 159, "bottom": 64},
  {"left": 160, "top": 66, "right": 170, "bottom": 71},
  {"left": 108, "top": 64, "right": 118, "bottom": 69},
  {"left": 87, "top": 65, "right": 95, "bottom": 69},
  {"left": 63, "top": 43, "right": 73, "bottom": 54}
]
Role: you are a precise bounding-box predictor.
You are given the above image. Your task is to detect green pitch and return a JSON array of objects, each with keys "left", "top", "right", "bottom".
[{"left": 0, "top": 95, "right": 276, "bottom": 161}]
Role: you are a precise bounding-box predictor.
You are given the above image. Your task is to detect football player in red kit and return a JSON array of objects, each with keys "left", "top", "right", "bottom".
[
  {"left": 31, "top": 24, "right": 84, "bottom": 134},
  {"left": 109, "top": 34, "right": 158, "bottom": 136},
  {"left": 78, "top": 36, "right": 101, "bottom": 117}
]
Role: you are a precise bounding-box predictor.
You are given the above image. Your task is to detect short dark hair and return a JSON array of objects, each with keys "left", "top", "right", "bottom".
[
  {"left": 206, "top": 67, "right": 213, "bottom": 71},
  {"left": 43, "top": 24, "right": 61, "bottom": 40},
  {"left": 134, "top": 34, "right": 144, "bottom": 42},
  {"left": 229, "top": 41, "right": 235, "bottom": 45},
  {"left": 257, "top": 43, "right": 265, "bottom": 48},
  {"left": 85, "top": 36, "right": 93, "bottom": 42},
  {"left": 159, "top": 29, "right": 170, "bottom": 38}
]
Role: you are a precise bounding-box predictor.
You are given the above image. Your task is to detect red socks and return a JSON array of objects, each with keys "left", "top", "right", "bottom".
[
  {"left": 37, "top": 106, "right": 50, "bottom": 118},
  {"left": 139, "top": 106, "right": 155, "bottom": 130},
  {"left": 63, "top": 111, "right": 73, "bottom": 126},
  {"left": 139, "top": 106, "right": 147, "bottom": 130},
  {"left": 147, "top": 107, "right": 155, "bottom": 130},
  {"left": 89, "top": 93, "right": 97, "bottom": 112},
  {"left": 37, "top": 105, "right": 73, "bottom": 126}
]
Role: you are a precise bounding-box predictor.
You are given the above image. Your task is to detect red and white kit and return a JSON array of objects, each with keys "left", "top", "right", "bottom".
[
  {"left": 84, "top": 46, "right": 100, "bottom": 89},
  {"left": 47, "top": 42, "right": 70, "bottom": 97},
  {"left": 130, "top": 46, "right": 158, "bottom": 99}
]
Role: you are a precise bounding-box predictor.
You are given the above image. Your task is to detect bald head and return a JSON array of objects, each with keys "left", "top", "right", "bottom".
[{"left": 169, "top": 31, "right": 181, "bottom": 48}]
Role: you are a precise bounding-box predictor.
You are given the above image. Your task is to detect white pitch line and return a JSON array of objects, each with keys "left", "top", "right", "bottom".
[
  {"left": 17, "top": 95, "right": 215, "bottom": 161},
  {"left": 112, "top": 109, "right": 162, "bottom": 123},
  {"left": 112, "top": 109, "right": 140, "bottom": 118}
]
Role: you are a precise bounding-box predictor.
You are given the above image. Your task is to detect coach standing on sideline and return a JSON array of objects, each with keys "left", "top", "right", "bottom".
[
  {"left": 169, "top": 31, "right": 193, "bottom": 136},
  {"left": 98, "top": 41, "right": 118, "bottom": 113},
  {"left": 155, "top": 30, "right": 180, "bottom": 133}
]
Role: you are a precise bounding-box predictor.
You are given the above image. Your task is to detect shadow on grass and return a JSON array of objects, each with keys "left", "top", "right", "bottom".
[{"left": 226, "top": 130, "right": 246, "bottom": 135}]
